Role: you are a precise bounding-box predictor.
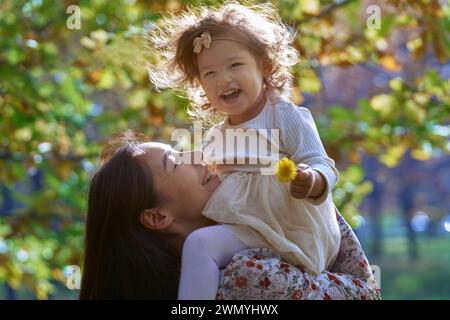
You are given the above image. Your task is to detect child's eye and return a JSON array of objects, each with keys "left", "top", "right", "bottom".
[
  {"left": 204, "top": 71, "right": 214, "bottom": 77},
  {"left": 231, "top": 63, "right": 242, "bottom": 68}
]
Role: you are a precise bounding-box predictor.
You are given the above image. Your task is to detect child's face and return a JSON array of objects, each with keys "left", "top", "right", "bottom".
[{"left": 197, "top": 39, "right": 265, "bottom": 124}]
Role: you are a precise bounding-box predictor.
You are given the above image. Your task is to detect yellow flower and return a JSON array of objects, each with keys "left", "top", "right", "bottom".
[{"left": 275, "top": 157, "right": 297, "bottom": 182}]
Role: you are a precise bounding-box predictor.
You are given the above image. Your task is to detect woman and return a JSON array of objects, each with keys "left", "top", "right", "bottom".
[{"left": 79, "top": 130, "right": 380, "bottom": 299}]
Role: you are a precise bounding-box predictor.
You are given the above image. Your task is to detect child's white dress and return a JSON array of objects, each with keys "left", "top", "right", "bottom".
[{"left": 201, "top": 91, "right": 341, "bottom": 275}]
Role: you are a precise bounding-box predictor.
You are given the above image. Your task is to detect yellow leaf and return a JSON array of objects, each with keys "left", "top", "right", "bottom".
[
  {"left": 389, "top": 77, "right": 403, "bottom": 91},
  {"left": 299, "top": 68, "right": 321, "bottom": 93},
  {"left": 407, "top": 37, "right": 423, "bottom": 52},
  {"left": 291, "top": 89, "right": 304, "bottom": 106},
  {"left": 347, "top": 46, "right": 364, "bottom": 62},
  {"left": 8, "top": 278, "right": 20, "bottom": 290},
  {"left": 349, "top": 149, "right": 361, "bottom": 163},
  {"left": 411, "top": 148, "right": 432, "bottom": 161},
  {"left": 80, "top": 36, "right": 96, "bottom": 49},
  {"left": 14, "top": 128, "right": 32, "bottom": 142},
  {"left": 90, "top": 29, "right": 109, "bottom": 44},
  {"left": 370, "top": 94, "right": 396, "bottom": 117},
  {"left": 301, "top": 0, "right": 320, "bottom": 16},
  {"left": 379, "top": 54, "right": 402, "bottom": 72},
  {"left": 379, "top": 144, "right": 407, "bottom": 168},
  {"left": 405, "top": 100, "right": 426, "bottom": 124},
  {"left": 129, "top": 90, "right": 148, "bottom": 110},
  {"left": 413, "top": 93, "right": 430, "bottom": 106},
  {"left": 98, "top": 68, "right": 116, "bottom": 89},
  {"left": 166, "top": 0, "right": 181, "bottom": 10}
]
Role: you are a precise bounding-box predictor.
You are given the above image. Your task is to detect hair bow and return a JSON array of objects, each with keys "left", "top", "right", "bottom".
[{"left": 193, "top": 32, "right": 212, "bottom": 53}]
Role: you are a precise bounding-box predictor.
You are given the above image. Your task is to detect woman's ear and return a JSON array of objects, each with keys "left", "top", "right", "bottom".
[{"left": 140, "top": 209, "right": 174, "bottom": 230}]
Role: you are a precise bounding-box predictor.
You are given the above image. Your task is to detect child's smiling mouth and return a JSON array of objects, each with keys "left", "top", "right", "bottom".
[{"left": 220, "top": 88, "right": 242, "bottom": 105}]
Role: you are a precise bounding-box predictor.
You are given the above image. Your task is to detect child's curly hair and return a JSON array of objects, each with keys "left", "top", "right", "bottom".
[{"left": 147, "top": 1, "right": 299, "bottom": 125}]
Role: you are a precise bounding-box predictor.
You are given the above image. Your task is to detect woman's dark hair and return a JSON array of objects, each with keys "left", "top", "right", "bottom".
[{"left": 79, "top": 131, "right": 179, "bottom": 299}]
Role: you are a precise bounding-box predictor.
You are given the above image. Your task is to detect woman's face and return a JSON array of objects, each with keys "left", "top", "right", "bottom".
[{"left": 138, "top": 142, "right": 220, "bottom": 227}]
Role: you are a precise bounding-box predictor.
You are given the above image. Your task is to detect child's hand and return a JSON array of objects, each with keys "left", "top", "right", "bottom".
[{"left": 290, "top": 164, "right": 315, "bottom": 199}]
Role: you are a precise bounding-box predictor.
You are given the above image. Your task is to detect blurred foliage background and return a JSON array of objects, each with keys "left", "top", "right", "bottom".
[{"left": 0, "top": 0, "right": 449, "bottom": 299}]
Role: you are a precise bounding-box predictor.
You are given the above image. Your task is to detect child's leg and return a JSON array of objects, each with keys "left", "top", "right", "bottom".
[{"left": 178, "top": 225, "right": 249, "bottom": 300}]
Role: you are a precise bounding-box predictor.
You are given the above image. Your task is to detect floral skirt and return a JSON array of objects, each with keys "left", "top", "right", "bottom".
[{"left": 217, "top": 213, "right": 381, "bottom": 300}]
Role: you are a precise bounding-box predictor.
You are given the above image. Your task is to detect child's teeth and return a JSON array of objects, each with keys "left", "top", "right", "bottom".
[{"left": 223, "top": 89, "right": 237, "bottom": 96}]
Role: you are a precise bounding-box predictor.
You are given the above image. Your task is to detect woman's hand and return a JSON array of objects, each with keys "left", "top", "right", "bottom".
[{"left": 290, "top": 164, "right": 326, "bottom": 200}]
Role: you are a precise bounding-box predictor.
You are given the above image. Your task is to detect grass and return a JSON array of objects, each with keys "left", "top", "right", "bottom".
[{"left": 368, "top": 236, "right": 450, "bottom": 299}]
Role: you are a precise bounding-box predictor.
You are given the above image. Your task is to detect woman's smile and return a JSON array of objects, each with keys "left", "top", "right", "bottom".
[{"left": 201, "top": 165, "right": 220, "bottom": 190}]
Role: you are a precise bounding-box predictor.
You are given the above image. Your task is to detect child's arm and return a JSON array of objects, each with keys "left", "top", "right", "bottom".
[
  {"left": 290, "top": 163, "right": 327, "bottom": 200},
  {"left": 178, "top": 225, "right": 249, "bottom": 300},
  {"left": 275, "top": 103, "right": 339, "bottom": 205}
]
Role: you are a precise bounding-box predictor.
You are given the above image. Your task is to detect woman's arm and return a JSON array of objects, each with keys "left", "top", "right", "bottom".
[{"left": 216, "top": 210, "right": 381, "bottom": 300}]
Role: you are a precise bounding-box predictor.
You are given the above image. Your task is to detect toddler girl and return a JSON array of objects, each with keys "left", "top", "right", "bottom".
[{"left": 148, "top": 1, "right": 340, "bottom": 299}]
